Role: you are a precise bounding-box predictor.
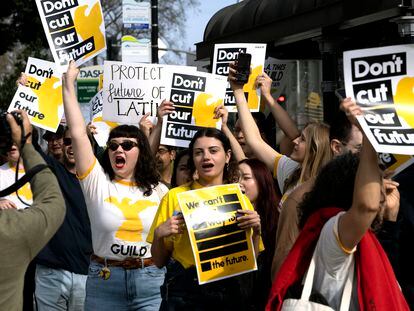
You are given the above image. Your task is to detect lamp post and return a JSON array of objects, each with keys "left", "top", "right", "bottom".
[{"left": 151, "top": 0, "right": 158, "bottom": 63}]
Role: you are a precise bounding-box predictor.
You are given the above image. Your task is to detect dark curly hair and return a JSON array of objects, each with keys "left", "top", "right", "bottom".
[
  {"left": 187, "top": 128, "right": 238, "bottom": 184},
  {"left": 298, "top": 152, "right": 360, "bottom": 228},
  {"left": 101, "top": 125, "right": 160, "bottom": 196}
]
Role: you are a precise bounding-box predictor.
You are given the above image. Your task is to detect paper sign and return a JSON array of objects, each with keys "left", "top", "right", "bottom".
[
  {"left": 102, "top": 61, "right": 196, "bottom": 124},
  {"left": 90, "top": 90, "right": 118, "bottom": 146},
  {"left": 8, "top": 57, "right": 63, "bottom": 132},
  {"left": 160, "top": 70, "right": 227, "bottom": 148},
  {"left": 344, "top": 44, "right": 414, "bottom": 154},
  {"left": 212, "top": 43, "right": 266, "bottom": 112},
  {"left": 177, "top": 184, "right": 257, "bottom": 284},
  {"left": 35, "top": 0, "right": 106, "bottom": 71},
  {"left": 77, "top": 65, "right": 103, "bottom": 103},
  {"left": 264, "top": 57, "right": 294, "bottom": 99},
  {"left": 378, "top": 153, "right": 414, "bottom": 177}
]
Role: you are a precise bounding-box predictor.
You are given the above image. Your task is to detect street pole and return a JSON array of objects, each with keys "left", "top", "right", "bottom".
[{"left": 151, "top": 0, "right": 158, "bottom": 64}]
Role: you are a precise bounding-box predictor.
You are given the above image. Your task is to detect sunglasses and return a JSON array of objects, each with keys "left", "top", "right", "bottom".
[
  {"left": 63, "top": 138, "right": 72, "bottom": 146},
  {"left": 107, "top": 140, "right": 138, "bottom": 151}
]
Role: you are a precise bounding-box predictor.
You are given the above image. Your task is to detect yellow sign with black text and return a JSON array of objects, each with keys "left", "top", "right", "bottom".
[{"left": 177, "top": 184, "right": 257, "bottom": 284}]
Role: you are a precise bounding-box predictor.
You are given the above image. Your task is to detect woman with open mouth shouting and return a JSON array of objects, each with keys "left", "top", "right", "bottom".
[
  {"left": 147, "top": 127, "right": 264, "bottom": 311},
  {"left": 62, "top": 61, "right": 170, "bottom": 311}
]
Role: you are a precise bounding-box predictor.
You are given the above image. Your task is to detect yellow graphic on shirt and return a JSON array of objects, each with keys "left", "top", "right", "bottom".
[
  {"left": 394, "top": 77, "right": 414, "bottom": 127},
  {"left": 105, "top": 197, "right": 158, "bottom": 242},
  {"left": 243, "top": 65, "right": 263, "bottom": 110},
  {"left": 74, "top": 2, "right": 105, "bottom": 60},
  {"left": 192, "top": 93, "right": 222, "bottom": 128},
  {"left": 28, "top": 76, "right": 62, "bottom": 128},
  {"left": 13, "top": 183, "right": 33, "bottom": 202}
]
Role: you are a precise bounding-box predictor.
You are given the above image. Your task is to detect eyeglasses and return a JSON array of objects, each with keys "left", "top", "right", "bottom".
[
  {"left": 107, "top": 140, "right": 138, "bottom": 151},
  {"left": 63, "top": 138, "right": 72, "bottom": 146},
  {"left": 157, "top": 148, "right": 170, "bottom": 155}
]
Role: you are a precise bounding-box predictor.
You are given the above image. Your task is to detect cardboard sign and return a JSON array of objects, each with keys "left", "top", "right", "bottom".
[
  {"left": 378, "top": 153, "right": 414, "bottom": 177},
  {"left": 344, "top": 44, "right": 414, "bottom": 154},
  {"left": 177, "top": 184, "right": 257, "bottom": 284},
  {"left": 264, "top": 57, "right": 295, "bottom": 99},
  {"left": 35, "top": 0, "right": 106, "bottom": 71},
  {"left": 212, "top": 43, "right": 266, "bottom": 112},
  {"left": 160, "top": 70, "right": 227, "bottom": 148},
  {"left": 90, "top": 90, "right": 118, "bottom": 146},
  {"left": 102, "top": 61, "right": 196, "bottom": 124},
  {"left": 77, "top": 65, "right": 103, "bottom": 103},
  {"left": 8, "top": 57, "right": 63, "bottom": 132}
]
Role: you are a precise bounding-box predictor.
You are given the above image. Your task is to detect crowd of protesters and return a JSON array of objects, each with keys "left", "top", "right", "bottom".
[{"left": 0, "top": 59, "right": 413, "bottom": 311}]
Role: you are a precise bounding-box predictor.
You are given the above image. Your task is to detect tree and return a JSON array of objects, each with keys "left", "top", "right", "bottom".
[{"left": 0, "top": 0, "right": 200, "bottom": 111}]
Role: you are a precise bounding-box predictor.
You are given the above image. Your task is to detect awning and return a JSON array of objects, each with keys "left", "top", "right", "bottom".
[{"left": 196, "top": 0, "right": 409, "bottom": 60}]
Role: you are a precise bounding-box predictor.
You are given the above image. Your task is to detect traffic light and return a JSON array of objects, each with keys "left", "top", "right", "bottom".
[{"left": 277, "top": 94, "right": 286, "bottom": 106}]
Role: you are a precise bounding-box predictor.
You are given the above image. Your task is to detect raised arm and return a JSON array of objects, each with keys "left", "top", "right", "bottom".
[
  {"left": 148, "top": 100, "right": 175, "bottom": 155},
  {"left": 214, "top": 104, "right": 247, "bottom": 162},
  {"left": 229, "top": 63, "right": 280, "bottom": 171},
  {"left": 257, "top": 73, "right": 300, "bottom": 141},
  {"left": 62, "top": 61, "right": 95, "bottom": 176}
]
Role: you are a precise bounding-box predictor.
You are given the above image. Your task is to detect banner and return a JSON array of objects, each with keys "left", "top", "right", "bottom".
[
  {"left": 177, "top": 184, "right": 257, "bottom": 284},
  {"left": 344, "top": 44, "right": 414, "bottom": 154},
  {"left": 35, "top": 0, "right": 106, "bottom": 71},
  {"left": 90, "top": 90, "right": 119, "bottom": 146},
  {"left": 102, "top": 61, "right": 196, "bottom": 124},
  {"left": 160, "top": 70, "right": 227, "bottom": 148},
  {"left": 212, "top": 43, "right": 266, "bottom": 112},
  {"left": 8, "top": 57, "right": 63, "bottom": 132}
]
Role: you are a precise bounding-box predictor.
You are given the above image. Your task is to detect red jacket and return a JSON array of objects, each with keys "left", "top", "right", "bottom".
[{"left": 266, "top": 207, "right": 409, "bottom": 311}]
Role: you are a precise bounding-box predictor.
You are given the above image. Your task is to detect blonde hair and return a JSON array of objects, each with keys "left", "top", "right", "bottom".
[{"left": 284, "top": 122, "right": 332, "bottom": 192}]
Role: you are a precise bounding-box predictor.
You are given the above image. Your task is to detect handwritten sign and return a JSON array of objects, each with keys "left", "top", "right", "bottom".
[
  {"left": 177, "top": 184, "right": 257, "bottom": 284},
  {"left": 212, "top": 43, "right": 266, "bottom": 112},
  {"left": 35, "top": 0, "right": 106, "bottom": 71},
  {"left": 344, "top": 44, "right": 414, "bottom": 154},
  {"left": 102, "top": 61, "right": 196, "bottom": 124},
  {"left": 8, "top": 57, "right": 63, "bottom": 132},
  {"left": 160, "top": 70, "right": 227, "bottom": 148}
]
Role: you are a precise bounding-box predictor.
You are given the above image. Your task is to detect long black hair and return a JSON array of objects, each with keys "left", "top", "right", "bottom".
[
  {"left": 101, "top": 125, "right": 160, "bottom": 196},
  {"left": 187, "top": 128, "right": 238, "bottom": 184},
  {"left": 298, "top": 152, "right": 360, "bottom": 228}
]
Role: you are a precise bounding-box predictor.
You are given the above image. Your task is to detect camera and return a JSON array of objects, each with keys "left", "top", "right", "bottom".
[
  {"left": 235, "top": 52, "right": 252, "bottom": 84},
  {"left": 0, "top": 111, "right": 23, "bottom": 151}
]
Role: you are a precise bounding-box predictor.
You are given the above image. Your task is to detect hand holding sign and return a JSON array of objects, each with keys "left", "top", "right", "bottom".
[
  {"left": 236, "top": 209, "right": 261, "bottom": 235},
  {"left": 62, "top": 61, "right": 80, "bottom": 90},
  {"left": 213, "top": 104, "right": 228, "bottom": 129},
  {"left": 155, "top": 213, "right": 185, "bottom": 238},
  {"left": 256, "top": 72, "right": 272, "bottom": 99},
  {"left": 340, "top": 97, "right": 363, "bottom": 129},
  {"left": 157, "top": 100, "right": 175, "bottom": 120}
]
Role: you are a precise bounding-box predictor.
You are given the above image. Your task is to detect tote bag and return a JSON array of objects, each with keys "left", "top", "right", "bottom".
[{"left": 281, "top": 248, "right": 354, "bottom": 311}]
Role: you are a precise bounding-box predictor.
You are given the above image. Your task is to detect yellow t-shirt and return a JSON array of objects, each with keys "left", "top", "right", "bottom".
[{"left": 147, "top": 181, "right": 263, "bottom": 269}]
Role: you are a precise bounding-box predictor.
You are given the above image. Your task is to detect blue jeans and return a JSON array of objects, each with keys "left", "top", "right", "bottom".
[
  {"left": 35, "top": 264, "right": 87, "bottom": 311},
  {"left": 85, "top": 259, "right": 165, "bottom": 311}
]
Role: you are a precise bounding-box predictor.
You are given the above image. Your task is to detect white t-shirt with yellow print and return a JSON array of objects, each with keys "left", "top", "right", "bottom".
[
  {"left": 0, "top": 162, "right": 33, "bottom": 209},
  {"left": 78, "top": 159, "right": 168, "bottom": 260}
]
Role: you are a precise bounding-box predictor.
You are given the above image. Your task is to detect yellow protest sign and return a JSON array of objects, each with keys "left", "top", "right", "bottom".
[
  {"left": 8, "top": 57, "right": 63, "bottom": 132},
  {"left": 177, "top": 184, "right": 257, "bottom": 284},
  {"left": 378, "top": 153, "right": 414, "bottom": 177}
]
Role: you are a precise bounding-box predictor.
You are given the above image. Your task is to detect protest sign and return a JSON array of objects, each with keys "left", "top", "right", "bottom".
[
  {"left": 264, "top": 57, "right": 294, "bottom": 99},
  {"left": 344, "top": 44, "right": 414, "bottom": 154},
  {"left": 177, "top": 184, "right": 257, "bottom": 284},
  {"left": 8, "top": 57, "right": 63, "bottom": 132},
  {"left": 378, "top": 153, "right": 414, "bottom": 177},
  {"left": 160, "top": 70, "right": 227, "bottom": 148},
  {"left": 90, "top": 90, "right": 118, "bottom": 146},
  {"left": 102, "top": 61, "right": 196, "bottom": 124},
  {"left": 77, "top": 65, "right": 103, "bottom": 103},
  {"left": 212, "top": 43, "right": 266, "bottom": 112},
  {"left": 35, "top": 0, "right": 106, "bottom": 71}
]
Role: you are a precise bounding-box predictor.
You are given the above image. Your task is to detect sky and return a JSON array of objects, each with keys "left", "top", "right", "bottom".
[{"left": 183, "top": 0, "right": 237, "bottom": 52}]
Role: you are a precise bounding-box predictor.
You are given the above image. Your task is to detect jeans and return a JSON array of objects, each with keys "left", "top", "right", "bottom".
[
  {"left": 85, "top": 259, "right": 166, "bottom": 311},
  {"left": 159, "top": 260, "right": 245, "bottom": 311},
  {"left": 35, "top": 264, "right": 87, "bottom": 311}
]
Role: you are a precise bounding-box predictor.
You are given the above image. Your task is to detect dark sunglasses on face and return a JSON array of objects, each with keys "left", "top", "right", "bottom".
[
  {"left": 107, "top": 140, "right": 138, "bottom": 151},
  {"left": 63, "top": 138, "right": 72, "bottom": 146}
]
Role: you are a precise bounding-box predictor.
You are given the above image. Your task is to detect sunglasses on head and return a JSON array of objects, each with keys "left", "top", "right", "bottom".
[
  {"left": 107, "top": 140, "right": 138, "bottom": 151},
  {"left": 63, "top": 138, "right": 72, "bottom": 146}
]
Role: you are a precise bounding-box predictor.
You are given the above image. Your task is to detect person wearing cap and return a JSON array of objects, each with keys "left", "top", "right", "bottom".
[{"left": 43, "top": 125, "right": 65, "bottom": 161}]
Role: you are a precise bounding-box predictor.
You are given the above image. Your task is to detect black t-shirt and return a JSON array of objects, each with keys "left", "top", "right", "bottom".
[{"left": 36, "top": 152, "right": 92, "bottom": 275}]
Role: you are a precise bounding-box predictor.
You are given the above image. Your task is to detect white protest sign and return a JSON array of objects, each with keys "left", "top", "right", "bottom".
[
  {"left": 8, "top": 57, "right": 63, "bottom": 132},
  {"left": 160, "top": 71, "right": 227, "bottom": 148},
  {"left": 102, "top": 61, "right": 196, "bottom": 124},
  {"left": 35, "top": 0, "right": 106, "bottom": 72},
  {"left": 344, "top": 44, "right": 414, "bottom": 154},
  {"left": 89, "top": 90, "right": 119, "bottom": 146},
  {"left": 212, "top": 43, "right": 266, "bottom": 112}
]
